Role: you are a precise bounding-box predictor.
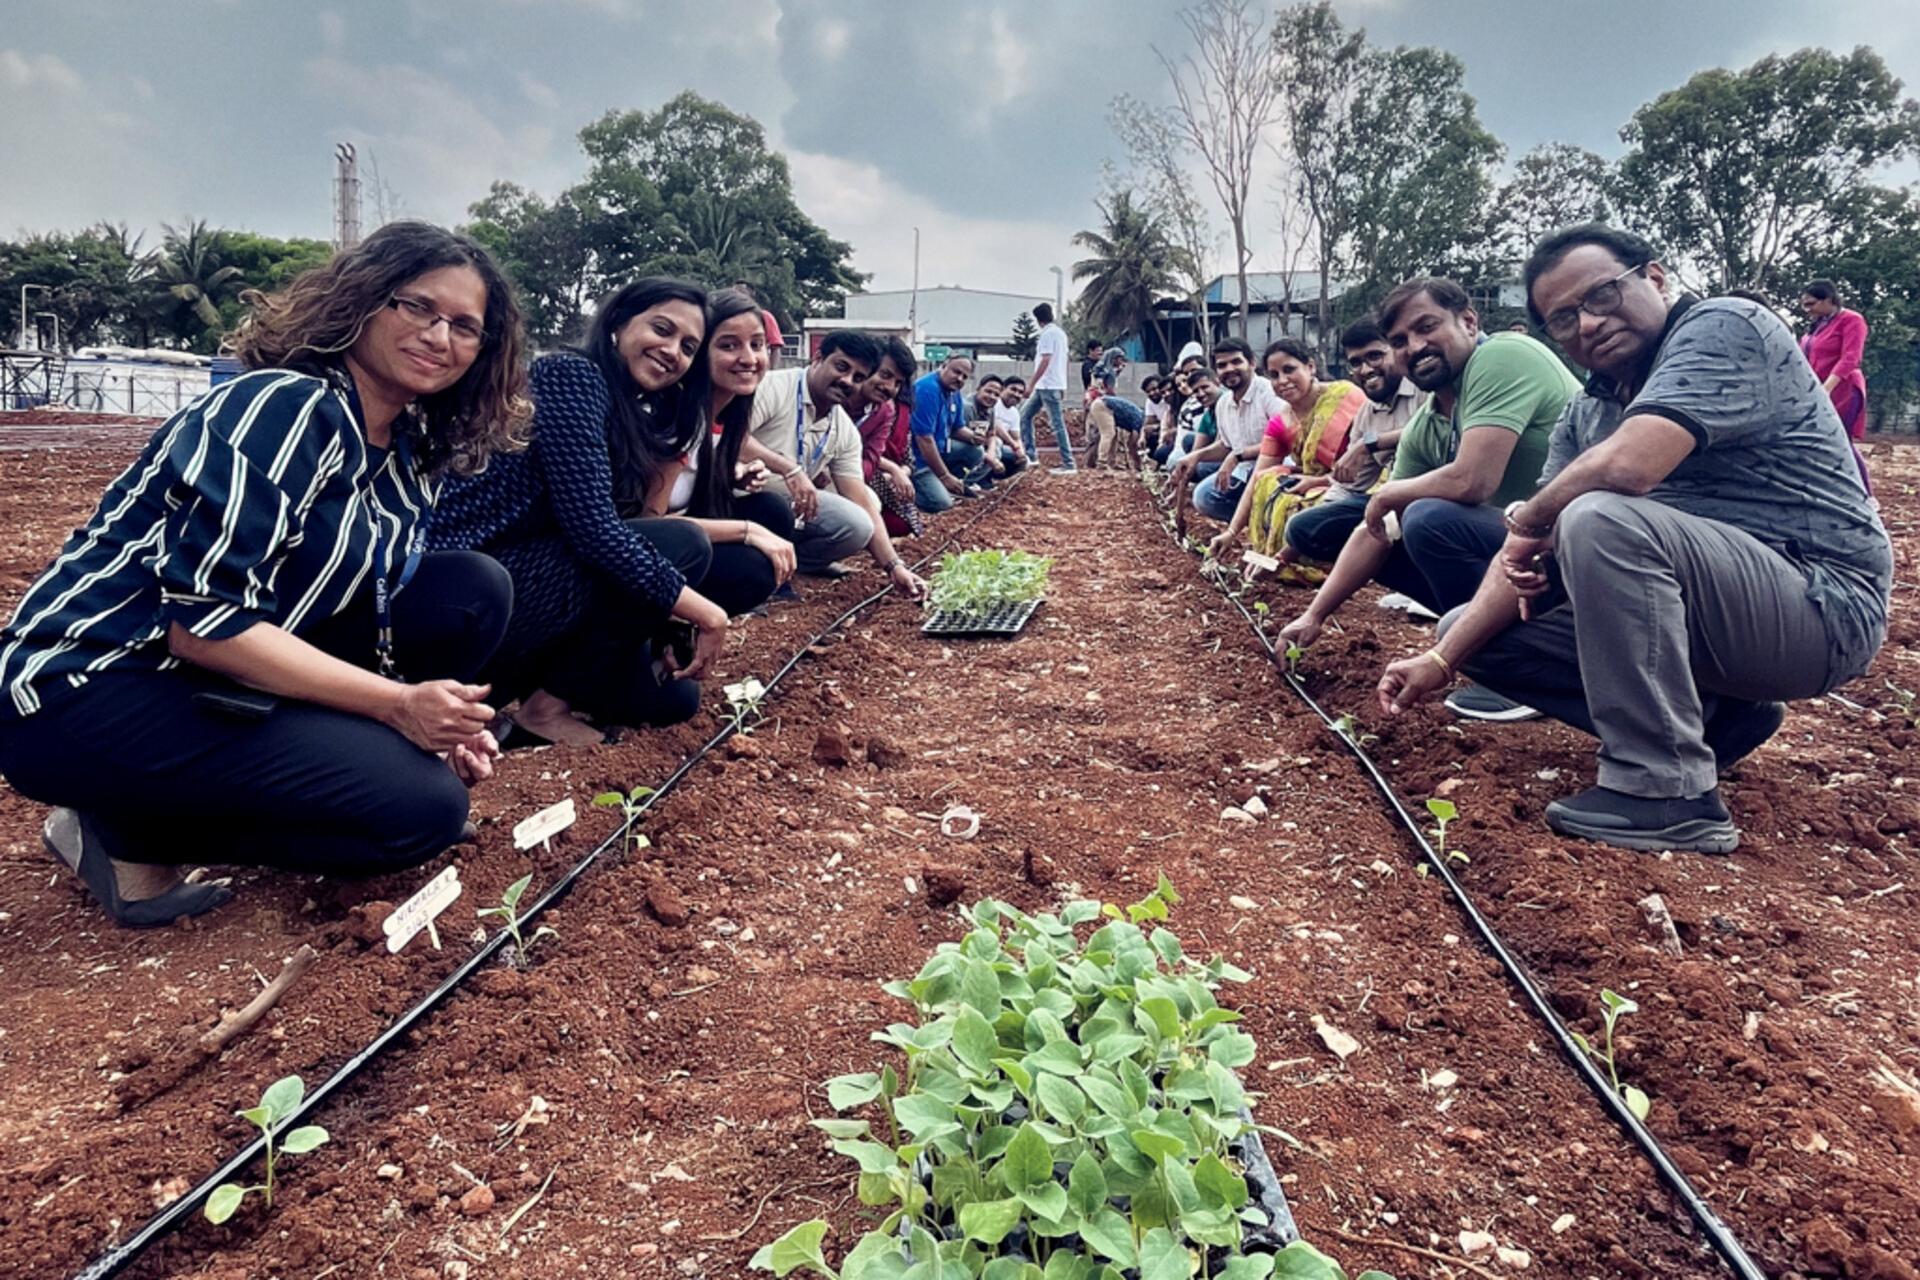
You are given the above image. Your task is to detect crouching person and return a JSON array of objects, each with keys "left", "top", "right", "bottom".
[
  {"left": 1378, "top": 225, "right": 1892, "bottom": 854},
  {"left": 0, "top": 223, "right": 528, "bottom": 925}
]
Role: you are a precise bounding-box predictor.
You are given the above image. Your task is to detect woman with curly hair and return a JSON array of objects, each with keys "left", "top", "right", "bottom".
[{"left": 0, "top": 221, "right": 530, "bottom": 926}]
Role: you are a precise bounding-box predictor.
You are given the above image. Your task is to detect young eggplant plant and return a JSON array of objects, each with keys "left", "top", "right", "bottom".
[
  {"left": 1334, "top": 712, "right": 1377, "bottom": 747},
  {"left": 592, "top": 784, "right": 657, "bottom": 853},
  {"left": 1283, "top": 643, "right": 1304, "bottom": 677},
  {"left": 478, "top": 873, "right": 557, "bottom": 966},
  {"left": 1425, "top": 798, "right": 1468, "bottom": 865},
  {"left": 204, "top": 1075, "right": 330, "bottom": 1224},
  {"left": 723, "top": 677, "right": 769, "bottom": 734},
  {"left": 1573, "top": 988, "right": 1652, "bottom": 1121}
]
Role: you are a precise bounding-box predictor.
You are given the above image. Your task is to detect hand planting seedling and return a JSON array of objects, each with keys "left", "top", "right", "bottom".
[
  {"left": 592, "top": 784, "right": 657, "bottom": 853},
  {"left": 1425, "top": 797, "right": 1468, "bottom": 865},
  {"left": 1573, "top": 988, "right": 1652, "bottom": 1121},
  {"left": 204, "top": 1075, "right": 329, "bottom": 1224},
  {"left": 924, "top": 548, "right": 1052, "bottom": 616},
  {"left": 477, "top": 873, "right": 557, "bottom": 966},
  {"left": 758, "top": 879, "right": 1398, "bottom": 1279},
  {"left": 723, "top": 677, "right": 769, "bottom": 733}
]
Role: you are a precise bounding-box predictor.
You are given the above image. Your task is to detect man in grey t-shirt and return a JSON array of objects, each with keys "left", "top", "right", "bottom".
[{"left": 1374, "top": 225, "right": 1891, "bottom": 854}]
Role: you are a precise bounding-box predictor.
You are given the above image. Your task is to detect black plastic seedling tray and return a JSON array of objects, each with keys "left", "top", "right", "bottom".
[{"left": 921, "top": 598, "right": 1043, "bottom": 636}]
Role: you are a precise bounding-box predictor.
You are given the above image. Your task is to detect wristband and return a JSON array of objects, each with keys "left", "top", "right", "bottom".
[{"left": 1422, "top": 649, "right": 1452, "bottom": 680}]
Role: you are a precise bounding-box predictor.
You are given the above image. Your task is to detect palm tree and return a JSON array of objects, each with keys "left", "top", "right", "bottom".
[
  {"left": 674, "top": 192, "right": 775, "bottom": 285},
  {"left": 1072, "top": 193, "right": 1180, "bottom": 367},
  {"left": 153, "top": 219, "right": 243, "bottom": 333}
]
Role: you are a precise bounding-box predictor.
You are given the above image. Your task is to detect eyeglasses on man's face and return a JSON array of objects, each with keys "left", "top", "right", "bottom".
[
  {"left": 387, "top": 293, "right": 489, "bottom": 348},
  {"left": 1542, "top": 264, "right": 1647, "bottom": 342}
]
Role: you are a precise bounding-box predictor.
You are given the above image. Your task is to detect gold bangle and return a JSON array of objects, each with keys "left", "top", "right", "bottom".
[{"left": 1423, "top": 648, "right": 1452, "bottom": 679}]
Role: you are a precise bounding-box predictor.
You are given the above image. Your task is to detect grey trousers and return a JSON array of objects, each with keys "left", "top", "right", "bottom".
[
  {"left": 1448, "top": 492, "right": 1835, "bottom": 799},
  {"left": 793, "top": 487, "right": 875, "bottom": 572}
]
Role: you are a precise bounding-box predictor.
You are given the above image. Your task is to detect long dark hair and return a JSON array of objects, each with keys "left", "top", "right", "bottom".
[
  {"left": 579, "top": 277, "right": 709, "bottom": 510},
  {"left": 691, "top": 287, "right": 764, "bottom": 518},
  {"left": 228, "top": 220, "right": 531, "bottom": 476}
]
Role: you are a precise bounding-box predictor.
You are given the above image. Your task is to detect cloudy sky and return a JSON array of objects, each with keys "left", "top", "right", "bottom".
[{"left": 4, "top": 0, "right": 1918, "bottom": 305}]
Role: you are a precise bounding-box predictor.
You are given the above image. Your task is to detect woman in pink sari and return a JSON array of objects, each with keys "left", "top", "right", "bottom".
[{"left": 1800, "top": 279, "right": 1868, "bottom": 439}]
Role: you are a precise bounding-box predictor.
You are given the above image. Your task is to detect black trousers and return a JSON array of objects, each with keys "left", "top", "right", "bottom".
[
  {"left": 0, "top": 551, "right": 511, "bottom": 874},
  {"left": 491, "top": 492, "right": 794, "bottom": 729}
]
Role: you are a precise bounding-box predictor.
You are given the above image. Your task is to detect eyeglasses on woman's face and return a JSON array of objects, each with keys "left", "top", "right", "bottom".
[{"left": 388, "top": 293, "right": 489, "bottom": 348}]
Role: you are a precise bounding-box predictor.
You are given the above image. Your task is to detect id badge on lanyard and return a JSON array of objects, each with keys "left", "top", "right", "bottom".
[
  {"left": 795, "top": 381, "right": 828, "bottom": 477},
  {"left": 373, "top": 433, "right": 426, "bottom": 681}
]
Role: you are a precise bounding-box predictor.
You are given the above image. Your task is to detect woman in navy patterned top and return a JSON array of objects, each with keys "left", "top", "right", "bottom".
[
  {"left": 433, "top": 279, "right": 784, "bottom": 744},
  {"left": 0, "top": 223, "right": 530, "bottom": 926}
]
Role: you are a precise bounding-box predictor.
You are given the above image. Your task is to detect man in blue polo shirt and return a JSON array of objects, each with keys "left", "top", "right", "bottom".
[{"left": 911, "top": 354, "right": 988, "bottom": 513}]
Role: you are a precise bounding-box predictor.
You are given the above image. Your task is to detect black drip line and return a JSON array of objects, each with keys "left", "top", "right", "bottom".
[
  {"left": 74, "top": 471, "right": 1033, "bottom": 1280},
  {"left": 1172, "top": 522, "right": 1767, "bottom": 1280}
]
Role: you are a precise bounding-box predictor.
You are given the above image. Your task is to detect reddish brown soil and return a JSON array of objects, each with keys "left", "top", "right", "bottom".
[{"left": 0, "top": 436, "right": 1913, "bottom": 1279}]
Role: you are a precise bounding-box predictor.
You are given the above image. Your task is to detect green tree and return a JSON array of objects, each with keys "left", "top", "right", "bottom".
[
  {"left": 1489, "top": 144, "right": 1613, "bottom": 263},
  {"left": 1272, "top": 2, "right": 1502, "bottom": 357},
  {"left": 152, "top": 220, "right": 244, "bottom": 350},
  {"left": 1780, "top": 184, "right": 1920, "bottom": 425},
  {"left": 464, "top": 181, "right": 600, "bottom": 347},
  {"left": 1072, "top": 192, "right": 1179, "bottom": 364},
  {"left": 1614, "top": 46, "right": 1920, "bottom": 291},
  {"left": 1010, "top": 310, "right": 1038, "bottom": 361},
  {"left": 0, "top": 224, "right": 165, "bottom": 349},
  {"left": 1105, "top": 104, "right": 1213, "bottom": 356}
]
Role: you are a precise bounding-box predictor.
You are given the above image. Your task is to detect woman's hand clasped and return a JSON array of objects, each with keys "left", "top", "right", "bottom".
[{"left": 388, "top": 680, "right": 495, "bottom": 754}]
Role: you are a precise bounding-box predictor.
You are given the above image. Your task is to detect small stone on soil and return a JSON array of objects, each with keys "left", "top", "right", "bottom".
[
  {"left": 922, "top": 867, "right": 967, "bottom": 907},
  {"left": 458, "top": 1184, "right": 495, "bottom": 1216},
  {"left": 812, "top": 724, "right": 855, "bottom": 767},
  {"left": 1220, "top": 806, "right": 1256, "bottom": 824},
  {"left": 644, "top": 879, "right": 690, "bottom": 927}
]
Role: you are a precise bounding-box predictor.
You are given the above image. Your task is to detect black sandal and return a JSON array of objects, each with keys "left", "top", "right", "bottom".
[{"left": 42, "top": 809, "right": 232, "bottom": 928}]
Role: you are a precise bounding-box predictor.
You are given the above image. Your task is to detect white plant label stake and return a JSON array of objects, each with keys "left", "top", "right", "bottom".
[
  {"left": 384, "top": 865, "right": 463, "bottom": 953},
  {"left": 1241, "top": 550, "right": 1279, "bottom": 575},
  {"left": 513, "top": 797, "right": 578, "bottom": 853}
]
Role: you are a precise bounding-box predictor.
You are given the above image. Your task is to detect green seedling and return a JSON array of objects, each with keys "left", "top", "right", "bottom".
[
  {"left": 758, "top": 882, "right": 1394, "bottom": 1279},
  {"left": 1334, "top": 712, "right": 1378, "bottom": 747},
  {"left": 204, "top": 1075, "right": 330, "bottom": 1224},
  {"left": 925, "top": 548, "right": 1051, "bottom": 615},
  {"left": 1284, "top": 643, "right": 1304, "bottom": 676},
  {"left": 1425, "top": 797, "right": 1469, "bottom": 865},
  {"left": 592, "top": 784, "right": 657, "bottom": 853},
  {"left": 1572, "top": 988, "right": 1651, "bottom": 1121},
  {"left": 723, "top": 677, "right": 769, "bottom": 733},
  {"left": 1252, "top": 600, "right": 1270, "bottom": 619},
  {"left": 478, "top": 873, "right": 557, "bottom": 966},
  {"left": 1884, "top": 678, "right": 1916, "bottom": 721}
]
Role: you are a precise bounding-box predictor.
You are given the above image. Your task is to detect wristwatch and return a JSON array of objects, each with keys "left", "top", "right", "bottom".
[{"left": 1503, "top": 500, "right": 1552, "bottom": 539}]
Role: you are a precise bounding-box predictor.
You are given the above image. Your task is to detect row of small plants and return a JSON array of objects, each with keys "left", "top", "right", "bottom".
[{"left": 752, "top": 878, "right": 1393, "bottom": 1279}]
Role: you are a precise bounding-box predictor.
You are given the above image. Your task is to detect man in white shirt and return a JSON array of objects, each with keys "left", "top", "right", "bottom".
[
  {"left": 1017, "top": 303, "right": 1076, "bottom": 473},
  {"left": 994, "top": 377, "right": 1031, "bottom": 469},
  {"left": 1169, "top": 338, "right": 1284, "bottom": 521},
  {"left": 743, "top": 331, "right": 927, "bottom": 595}
]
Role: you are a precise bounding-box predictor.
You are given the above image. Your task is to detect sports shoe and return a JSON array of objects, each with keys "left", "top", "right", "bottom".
[
  {"left": 1048, "top": 466, "right": 1078, "bottom": 476},
  {"left": 1444, "top": 682, "right": 1541, "bottom": 722},
  {"left": 1706, "top": 700, "right": 1785, "bottom": 772},
  {"left": 1377, "top": 592, "right": 1441, "bottom": 622},
  {"left": 1545, "top": 785, "right": 1739, "bottom": 854}
]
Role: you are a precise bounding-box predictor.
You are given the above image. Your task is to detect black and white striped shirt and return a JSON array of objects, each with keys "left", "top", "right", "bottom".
[{"left": 0, "top": 367, "right": 435, "bottom": 716}]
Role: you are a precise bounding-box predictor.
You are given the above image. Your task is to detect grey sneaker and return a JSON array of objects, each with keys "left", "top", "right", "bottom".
[
  {"left": 1048, "top": 466, "right": 1078, "bottom": 476},
  {"left": 1545, "top": 785, "right": 1739, "bottom": 854},
  {"left": 1444, "top": 682, "right": 1541, "bottom": 722}
]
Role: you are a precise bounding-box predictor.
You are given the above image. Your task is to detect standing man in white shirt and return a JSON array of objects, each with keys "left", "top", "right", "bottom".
[{"left": 1018, "top": 303, "right": 1076, "bottom": 474}]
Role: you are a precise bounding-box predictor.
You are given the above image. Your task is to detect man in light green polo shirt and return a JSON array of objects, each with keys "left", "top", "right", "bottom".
[{"left": 1280, "top": 276, "right": 1579, "bottom": 719}]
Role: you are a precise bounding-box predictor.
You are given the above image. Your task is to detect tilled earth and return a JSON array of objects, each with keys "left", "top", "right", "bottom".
[{"left": 0, "top": 431, "right": 1914, "bottom": 1279}]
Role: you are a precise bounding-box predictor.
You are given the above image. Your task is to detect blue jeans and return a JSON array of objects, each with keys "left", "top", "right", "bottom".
[
  {"left": 913, "top": 468, "right": 958, "bottom": 513},
  {"left": 1018, "top": 389, "right": 1072, "bottom": 469},
  {"left": 1193, "top": 460, "right": 1254, "bottom": 520},
  {"left": 793, "top": 488, "right": 874, "bottom": 572},
  {"left": 1283, "top": 491, "right": 1369, "bottom": 563},
  {"left": 1375, "top": 498, "right": 1508, "bottom": 614}
]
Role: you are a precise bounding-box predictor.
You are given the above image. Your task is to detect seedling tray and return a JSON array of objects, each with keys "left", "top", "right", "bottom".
[{"left": 921, "top": 598, "right": 1043, "bottom": 636}]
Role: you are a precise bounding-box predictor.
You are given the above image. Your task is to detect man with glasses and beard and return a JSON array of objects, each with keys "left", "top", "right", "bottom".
[
  {"left": 1279, "top": 277, "right": 1578, "bottom": 722},
  {"left": 1375, "top": 225, "right": 1890, "bottom": 855}
]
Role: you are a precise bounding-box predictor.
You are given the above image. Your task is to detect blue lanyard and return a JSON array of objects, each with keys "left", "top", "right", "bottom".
[
  {"left": 794, "top": 377, "right": 829, "bottom": 476},
  {"left": 373, "top": 432, "right": 424, "bottom": 681}
]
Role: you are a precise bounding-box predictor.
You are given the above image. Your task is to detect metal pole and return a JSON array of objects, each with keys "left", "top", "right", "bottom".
[
  {"left": 1049, "top": 266, "right": 1063, "bottom": 318},
  {"left": 909, "top": 227, "right": 920, "bottom": 344},
  {"left": 19, "top": 283, "right": 49, "bottom": 349}
]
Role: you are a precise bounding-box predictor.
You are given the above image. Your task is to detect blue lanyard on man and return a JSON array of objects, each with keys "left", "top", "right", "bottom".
[
  {"left": 373, "top": 431, "right": 424, "bottom": 681},
  {"left": 794, "top": 373, "right": 829, "bottom": 477}
]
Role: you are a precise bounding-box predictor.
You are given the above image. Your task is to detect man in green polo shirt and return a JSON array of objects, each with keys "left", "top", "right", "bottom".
[{"left": 1279, "top": 276, "right": 1578, "bottom": 719}]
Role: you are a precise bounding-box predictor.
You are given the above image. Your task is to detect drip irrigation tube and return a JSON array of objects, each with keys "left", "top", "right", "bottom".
[
  {"left": 74, "top": 472, "right": 1032, "bottom": 1280},
  {"left": 1175, "top": 532, "right": 1767, "bottom": 1280}
]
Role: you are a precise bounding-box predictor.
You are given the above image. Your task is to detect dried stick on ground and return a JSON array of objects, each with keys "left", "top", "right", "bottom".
[{"left": 200, "top": 945, "right": 317, "bottom": 1054}]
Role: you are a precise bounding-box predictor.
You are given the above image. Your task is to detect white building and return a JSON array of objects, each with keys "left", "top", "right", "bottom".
[{"left": 811, "top": 285, "right": 1053, "bottom": 359}]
